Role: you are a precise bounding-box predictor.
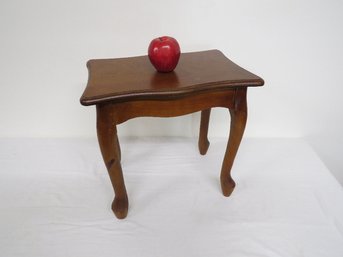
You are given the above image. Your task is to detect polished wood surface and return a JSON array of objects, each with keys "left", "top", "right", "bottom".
[
  {"left": 80, "top": 50, "right": 263, "bottom": 105},
  {"left": 80, "top": 50, "right": 264, "bottom": 219}
]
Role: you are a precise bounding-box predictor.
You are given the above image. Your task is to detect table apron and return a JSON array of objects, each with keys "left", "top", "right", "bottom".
[{"left": 96, "top": 88, "right": 247, "bottom": 124}]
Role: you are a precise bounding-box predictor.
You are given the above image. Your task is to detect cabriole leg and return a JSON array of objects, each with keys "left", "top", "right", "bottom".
[
  {"left": 96, "top": 104, "right": 128, "bottom": 219},
  {"left": 220, "top": 89, "right": 247, "bottom": 197}
]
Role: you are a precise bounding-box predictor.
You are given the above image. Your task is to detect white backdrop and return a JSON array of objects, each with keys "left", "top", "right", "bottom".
[{"left": 0, "top": 0, "right": 342, "bottom": 184}]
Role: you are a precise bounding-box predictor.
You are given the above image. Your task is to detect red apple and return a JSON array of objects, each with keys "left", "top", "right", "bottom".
[{"left": 148, "top": 36, "right": 181, "bottom": 72}]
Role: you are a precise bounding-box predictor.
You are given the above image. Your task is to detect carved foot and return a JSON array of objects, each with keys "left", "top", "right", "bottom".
[
  {"left": 220, "top": 176, "right": 236, "bottom": 197},
  {"left": 199, "top": 138, "right": 210, "bottom": 155},
  {"left": 112, "top": 196, "right": 128, "bottom": 219}
]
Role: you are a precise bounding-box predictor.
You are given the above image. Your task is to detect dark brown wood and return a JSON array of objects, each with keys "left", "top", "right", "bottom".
[
  {"left": 81, "top": 50, "right": 264, "bottom": 219},
  {"left": 198, "top": 109, "right": 211, "bottom": 155},
  {"left": 102, "top": 90, "right": 235, "bottom": 125},
  {"left": 80, "top": 50, "right": 263, "bottom": 106},
  {"left": 220, "top": 88, "right": 247, "bottom": 197},
  {"left": 96, "top": 104, "right": 128, "bottom": 219}
]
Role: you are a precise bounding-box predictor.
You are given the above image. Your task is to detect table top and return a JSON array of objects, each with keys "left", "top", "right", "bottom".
[{"left": 80, "top": 50, "right": 264, "bottom": 106}]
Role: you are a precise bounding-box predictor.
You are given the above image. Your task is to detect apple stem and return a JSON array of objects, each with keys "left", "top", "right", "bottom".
[{"left": 158, "top": 37, "right": 163, "bottom": 42}]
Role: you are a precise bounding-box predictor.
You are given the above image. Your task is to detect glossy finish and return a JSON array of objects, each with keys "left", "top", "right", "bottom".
[
  {"left": 80, "top": 50, "right": 263, "bottom": 106},
  {"left": 148, "top": 36, "right": 180, "bottom": 72},
  {"left": 80, "top": 50, "right": 264, "bottom": 219}
]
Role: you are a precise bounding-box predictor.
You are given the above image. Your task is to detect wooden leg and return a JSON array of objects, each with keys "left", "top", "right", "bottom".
[
  {"left": 96, "top": 105, "right": 128, "bottom": 219},
  {"left": 115, "top": 134, "right": 121, "bottom": 162},
  {"left": 198, "top": 108, "right": 211, "bottom": 155},
  {"left": 220, "top": 89, "right": 247, "bottom": 197}
]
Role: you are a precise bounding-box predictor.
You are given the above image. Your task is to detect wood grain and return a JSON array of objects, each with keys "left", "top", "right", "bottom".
[{"left": 80, "top": 50, "right": 263, "bottom": 105}]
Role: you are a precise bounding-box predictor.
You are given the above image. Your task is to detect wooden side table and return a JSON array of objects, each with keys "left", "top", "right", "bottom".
[{"left": 80, "top": 50, "right": 264, "bottom": 219}]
